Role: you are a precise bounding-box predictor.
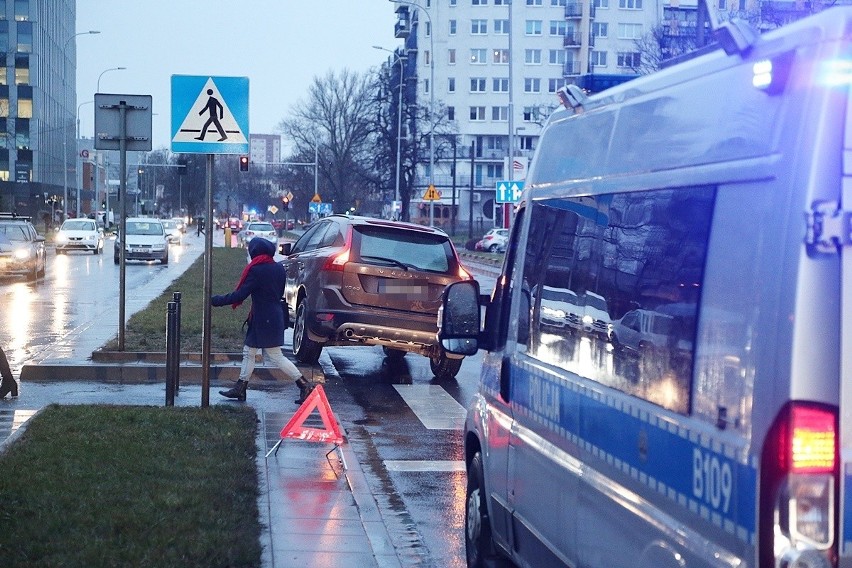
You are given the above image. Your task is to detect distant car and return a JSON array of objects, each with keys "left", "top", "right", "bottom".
[
  {"left": 171, "top": 217, "right": 187, "bottom": 234},
  {"left": 55, "top": 218, "right": 104, "bottom": 255},
  {"left": 609, "top": 309, "right": 674, "bottom": 355},
  {"left": 237, "top": 222, "right": 277, "bottom": 248},
  {"left": 224, "top": 217, "right": 242, "bottom": 233},
  {"left": 0, "top": 214, "right": 46, "bottom": 280},
  {"left": 475, "top": 228, "right": 509, "bottom": 253},
  {"left": 114, "top": 218, "right": 169, "bottom": 265},
  {"left": 160, "top": 219, "right": 182, "bottom": 244},
  {"left": 280, "top": 215, "right": 471, "bottom": 380}
]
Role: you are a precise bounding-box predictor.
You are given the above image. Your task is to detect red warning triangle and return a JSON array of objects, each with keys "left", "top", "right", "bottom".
[{"left": 279, "top": 384, "right": 344, "bottom": 445}]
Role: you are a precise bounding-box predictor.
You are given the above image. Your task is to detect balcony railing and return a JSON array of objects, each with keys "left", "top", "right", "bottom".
[
  {"left": 395, "top": 19, "right": 410, "bottom": 39},
  {"left": 563, "top": 61, "right": 582, "bottom": 75},
  {"left": 565, "top": 2, "right": 582, "bottom": 18},
  {"left": 563, "top": 31, "right": 583, "bottom": 47}
]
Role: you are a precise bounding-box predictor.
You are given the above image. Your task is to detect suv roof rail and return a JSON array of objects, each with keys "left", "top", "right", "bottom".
[{"left": 0, "top": 212, "right": 31, "bottom": 221}]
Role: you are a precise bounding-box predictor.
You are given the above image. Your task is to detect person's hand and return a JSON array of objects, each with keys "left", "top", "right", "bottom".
[{"left": 211, "top": 295, "right": 226, "bottom": 307}]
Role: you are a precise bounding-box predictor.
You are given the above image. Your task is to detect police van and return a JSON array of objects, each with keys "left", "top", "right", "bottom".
[{"left": 438, "top": 8, "right": 852, "bottom": 568}]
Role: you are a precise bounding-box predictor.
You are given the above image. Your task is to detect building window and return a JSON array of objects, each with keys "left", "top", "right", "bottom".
[
  {"left": 619, "top": 0, "right": 642, "bottom": 8},
  {"left": 0, "top": 96, "right": 8, "bottom": 118},
  {"left": 525, "top": 20, "right": 542, "bottom": 35},
  {"left": 493, "top": 77, "right": 509, "bottom": 92},
  {"left": 493, "top": 48, "right": 509, "bottom": 64},
  {"left": 16, "top": 98, "right": 30, "bottom": 119},
  {"left": 424, "top": 50, "right": 431, "bottom": 65},
  {"left": 470, "top": 48, "right": 487, "bottom": 64},
  {"left": 424, "top": 78, "right": 430, "bottom": 93},
  {"left": 16, "top": 21, "right": 32, "bottom": 53},
  {"left": 594, "top": 0, "right": 609, "bottom": 6},
  {"left": 448, "top": 77, "right": 456, "bottom": 92},
  {"left": 550, "top": 20, "right": 567, "bottom": 36},
  {"left": 523, "top": 106, "right": 539, "bottom": 121},
  {"left": 473, "top": 0, "right": 488, "bottom": 4},
  {"left": 0, "top": 22, "right": 7, "bottom": 48},
  {"left": 551, "top": 0, "right": 567, "bottom": 5},
  {"left": 450, "top": 0, "right": 457, "bottom": 5},
  {"left": 591, "top": 50, "right": 607, "bottom": 67},
  {"left": 592, "top": 22, "right": 608, "bottom": 37},
  {"left": 524, "top": 78, "right": 541, "bottom": 93},
  {"left": 14, "top": 54, "right": 28, "bottom": 85},
  {"left": 470, "top": 106, "right": 486, "bottom": 121},
  {"left": 14, "top": 0, "right": 28, "bottom": 21},
  {"left": 425, "top": 21, "right": 431, "bottom": 36},
  {"left": 491, "top": 106, "right": 508, "bottom": 121},
  {"left": 524, "top": 49, "right": 542, "bottom": 64},
  {"left": 549, "top": 49, "right": 566, "bottom": 65},
  {"left": 548, "top": 78, "right": 567, "bottom": 92},
  {"left": 526, "top": 0, "right": 543, "bottom": 5},
  {"left": 494, "top": 19, "right": 509, "bottom": 34},
  {"left": 617, "top": 51, "right": 641, "bottom": 68},
  {"left": 486, "top": 164, "right": 504, "bottom": 178},
  {"left": 471, "top": 19, "right": 487, "bottom": 34},
  {"left": 519, "top": 136, "right": 534, "bottom": 150},
  {"left": 449, "top": 19, "right": 457, "bottom": 35},
  {"left": 15, "top": 117, "right": 28, "bottom": 148},
  {"left": 448, "top": 49, "right": 456, "bottom": 64},
  {"left": 447, "top": 106, "right": 455, "bottom": 120},
  {"left": 470, "top": 77, "right": 487, "bottom": 92},
  {"left": 618, "top": 23, "right": 643, "bottom": 39},
  {"left": 494, "top": 0, "right": 508, "bottom": 4}
]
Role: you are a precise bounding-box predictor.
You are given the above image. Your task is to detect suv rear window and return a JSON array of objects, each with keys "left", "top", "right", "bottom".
[{"left": 354, "top": 227, "right": 451, "bottom": 273}]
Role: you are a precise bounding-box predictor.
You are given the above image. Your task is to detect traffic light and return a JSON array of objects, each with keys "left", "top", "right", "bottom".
[
  {"left": 282, "top": 196, "right": 289, "bottom": 211},
  {"left": 239, "top": 156, "right": 249, "bottom": 172}
]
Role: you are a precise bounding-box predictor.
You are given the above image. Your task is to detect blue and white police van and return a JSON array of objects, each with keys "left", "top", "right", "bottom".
[{"left": 438, "top": 8, "right": 852, "bottom": 568}]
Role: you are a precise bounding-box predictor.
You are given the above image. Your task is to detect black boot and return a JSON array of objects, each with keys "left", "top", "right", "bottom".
[
  {"left": 295, "top": 378, "right": 314, "bottom": 405},
  {"left": 219, "top": 379, "right": 248, "bottom": 401},
  {"left": 0, "top": 375, "right": 18, "bottom": 399}
]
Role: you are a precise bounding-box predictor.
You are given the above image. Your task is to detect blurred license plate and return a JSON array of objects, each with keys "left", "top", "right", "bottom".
[
  {"left": 132, "top": 248, "right": 148, "bottom": 253},
  {"left": 378, "top": 281, "right": 426, "bottom": 295}
]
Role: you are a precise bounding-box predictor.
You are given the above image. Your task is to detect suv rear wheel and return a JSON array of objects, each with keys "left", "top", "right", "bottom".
[
  {"left": 293, "top": 300, "right": 322, "bottom": 364},
  {"left": 430, "top": 348, "right": 463, "bottom": 381}
]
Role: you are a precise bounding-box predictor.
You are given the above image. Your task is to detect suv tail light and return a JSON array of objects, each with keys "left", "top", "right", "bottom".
[
  {"left": 321, "top": 226, "right": 352, "bottom": 272},
  {"left": 760, "top": 402, "right": 837, "bottom": 567}
]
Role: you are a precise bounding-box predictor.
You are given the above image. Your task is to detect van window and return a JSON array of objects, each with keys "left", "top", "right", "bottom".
[{"left": 519, "top": 186, "right": 715, "bottom": 414}]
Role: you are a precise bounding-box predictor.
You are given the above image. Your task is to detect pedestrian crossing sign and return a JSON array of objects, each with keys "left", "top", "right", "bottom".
[
  {"left": 423, "top": 185, "right": 441, "bottom": 201},
  {"left": 171, "top": 75, "right": 249, "bottom": 154}
]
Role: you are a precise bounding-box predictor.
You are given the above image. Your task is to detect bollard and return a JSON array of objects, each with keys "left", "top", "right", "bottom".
[
  {"left": 173, "top": 291, "right": 182, "bottom": 394},
  {"left": 165, "top": 301, "right": 177, "bottom": 406},
  {"left": 224, "top": 227, "right": 231, "bottom": 248}
]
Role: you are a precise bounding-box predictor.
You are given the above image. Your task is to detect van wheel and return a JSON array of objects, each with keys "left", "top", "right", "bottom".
[
  {"left": 293, "top": 300, "right": 322, "bottom": 364},
  {"left": 430, "top": 349, "right": 463, "bottom": 381},
  {"left": 466, "top": 451, "right": 502, "bottom": 568},
  {"left": 383, "top": 346, "right": 406, "bottom": 359}
]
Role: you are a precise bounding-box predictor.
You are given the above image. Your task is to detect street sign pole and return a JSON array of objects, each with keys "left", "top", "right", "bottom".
[{"left": 201, "top": 153, "right": 214, "bottom": 408}]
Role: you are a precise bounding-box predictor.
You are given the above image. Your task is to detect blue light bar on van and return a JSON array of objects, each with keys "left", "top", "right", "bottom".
[{"left": 819, "top": 59, "right": 852, "bottom": 86}]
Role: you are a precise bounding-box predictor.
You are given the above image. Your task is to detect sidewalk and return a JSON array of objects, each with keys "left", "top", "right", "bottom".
[{"left": 0, "top": 379, "right": 403, "bottom": 568}]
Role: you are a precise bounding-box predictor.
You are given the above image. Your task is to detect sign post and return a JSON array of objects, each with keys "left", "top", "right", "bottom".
[{"left": 172, "top": 75, "right": 249, "bottom": 407}]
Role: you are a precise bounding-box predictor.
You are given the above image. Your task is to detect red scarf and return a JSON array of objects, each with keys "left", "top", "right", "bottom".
[{"left": 231, "top": 254, "right": 274, "bottom": 309}]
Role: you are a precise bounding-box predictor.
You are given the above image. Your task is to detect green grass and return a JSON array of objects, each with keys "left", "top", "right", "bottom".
[
  {"left": 103, "top": 247, "right": 252, "bottom": 353},
  {"left": 0, "top": 405, "right": 261, "bottom": 568}
]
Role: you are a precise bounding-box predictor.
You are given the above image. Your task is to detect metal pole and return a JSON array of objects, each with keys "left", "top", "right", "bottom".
[
  {"left": 166, "top": 301, "right": 176, "bottom": 406},
  {"left": 507, "top": 0, "right": 515, "bottom": 231},
  {"left": 174, "top": 291, "right": 182, "bottom": 393},
  {"left": 396, "top": 56, "right": 404, "bottom": 207},
  {"left": 201, "top": 154, "right": 214, "bottom": 408},
  {"left": 469, "top": 141, "right": 475, "bottom": 240},
  {"left": 118, "top": 103, "right": 127, "bottom": 351}
]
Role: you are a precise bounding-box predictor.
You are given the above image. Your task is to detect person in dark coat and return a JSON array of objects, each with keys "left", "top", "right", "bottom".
[
  {"left": 0, "top": 345, "right": 18, "bottom": 399},
  {"left": 211, "top": 237, "right": 312, "bottom": 403}
]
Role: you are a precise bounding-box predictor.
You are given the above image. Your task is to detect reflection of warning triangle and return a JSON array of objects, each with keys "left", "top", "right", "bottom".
[
  {"left": 278, "top": 385, "right": 344, "bottom": 445},
  {"left": 172, "top": 77, "right": 248, "bottom": 144},
  {"left": 423, "top": 184, "right": 441, "bottom": 201}
]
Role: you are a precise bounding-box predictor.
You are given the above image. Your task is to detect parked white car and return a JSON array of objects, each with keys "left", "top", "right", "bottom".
[
  {"left": 475, "top": 228, "right": 509, "bottom": 253},
  {"left": 55, "top": 218, "right": 104, "bottom": 255},
  {"left": 237, "top": 222, "right": 277, "bottom": 248}
]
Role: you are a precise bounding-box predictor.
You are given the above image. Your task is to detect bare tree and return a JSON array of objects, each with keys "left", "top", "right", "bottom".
[{"left": 277, "top": 69, "right": 379, "bottom": 215}]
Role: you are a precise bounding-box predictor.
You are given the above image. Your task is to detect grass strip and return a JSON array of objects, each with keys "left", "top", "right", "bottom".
[
  {"left": 103, "top": 247, "right": 251, "bottom": 353},
  {"left": 0, "top": 404, "right": 261, "bottom": 568}
]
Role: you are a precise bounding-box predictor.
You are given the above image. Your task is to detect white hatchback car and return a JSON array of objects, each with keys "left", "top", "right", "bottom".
[
  {"left": 113, "top": 218, "right": 169, "bottom": 265},
  {"left": 55, "top": 218, "right": 104, "bottom": 255},
  {"left": 238, "top": 222, "right": 277, "bottom": 248}
]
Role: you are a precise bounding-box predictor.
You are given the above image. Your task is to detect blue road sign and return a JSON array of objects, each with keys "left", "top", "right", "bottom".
[
  {"left": 171, "top": 75, "right": 249, "bottom": 154},
  {"left": 495, "top": 180, "right": 524, "bottom": 204}
]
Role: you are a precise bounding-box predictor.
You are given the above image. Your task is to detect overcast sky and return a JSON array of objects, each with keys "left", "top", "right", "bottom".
[{"left": 75, "top": 0, "right": 399, "bottom": 152}]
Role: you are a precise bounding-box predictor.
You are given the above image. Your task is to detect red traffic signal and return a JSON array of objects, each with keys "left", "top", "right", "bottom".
[{"left": 239, "top": 156, "right": 249, "bottom": 172}]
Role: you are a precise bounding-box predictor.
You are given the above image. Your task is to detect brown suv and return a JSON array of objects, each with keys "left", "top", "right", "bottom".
[{"left": 280, "top": 215, "right": 472, "bottom": 380}]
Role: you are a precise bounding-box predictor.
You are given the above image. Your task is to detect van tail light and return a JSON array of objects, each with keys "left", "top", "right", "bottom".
[
  {"left": 321, "top": 227, "right": 352, "bottom": 272},
  {"left": 760, "top": 402, "right": 837, "bottom": 567},
  {"left": 458, "top": 265, "right": 471, "bottom": 280}
]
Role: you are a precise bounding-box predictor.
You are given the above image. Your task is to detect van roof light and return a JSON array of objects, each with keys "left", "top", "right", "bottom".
[
  {"left": 715, "top": 19, "right": 759, "bottom": 57},
  {"left": 557, "top": 85, "right": 588, "bottom": 112}
]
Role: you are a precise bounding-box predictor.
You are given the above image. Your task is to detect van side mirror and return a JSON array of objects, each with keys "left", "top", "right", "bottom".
[
  {"left": 438, "top": 280, "right": 482, "bottom": 355},
  {"left": 279, "top": 242, "right": 292, "bottom": 256}
]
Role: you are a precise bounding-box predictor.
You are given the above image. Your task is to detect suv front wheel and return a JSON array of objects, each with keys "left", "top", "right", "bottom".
[
  {"left": 293, "top": 300, "right": 322, "bottom": 364},
  {"left": 430, "top": 348, "right": 463, "bottom": 381}
]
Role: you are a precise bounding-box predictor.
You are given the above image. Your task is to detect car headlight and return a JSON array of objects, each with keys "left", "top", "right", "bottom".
[
  {"left": 56, "top": 234, "right": 68, "bottom": 244},
  {"left": 84, "top": 234, "right": 95, "bottom": 241},
  {"left": 13, "top": 248, "right": 31, "bottom": 260},
  {"left": 152, "top": 244, "right": 165, "bottom": 251},
  {"left": 582, "top": 314, "right": 594, "bottom": 325}
]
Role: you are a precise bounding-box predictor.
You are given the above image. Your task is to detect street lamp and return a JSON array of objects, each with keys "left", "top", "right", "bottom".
[
  {"left": 62, "top": 30, "right": 100, "bottom": 219},
  {"left": 373, "top": 46, "right": 406, "bottom": 213},
  {"left": 389, "top": 0, "right": 434, "bottom": 226},
  {"left": 97, "top": 66, "right": 126, "bottom": 93}
]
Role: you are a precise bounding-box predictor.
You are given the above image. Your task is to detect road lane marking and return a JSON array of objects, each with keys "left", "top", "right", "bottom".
[
  {"left": 392, "top": 384, "right": 466, "bottom": 430},
  {"left": 385, "top": 460, "right": 465, "bottom": 472}
]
